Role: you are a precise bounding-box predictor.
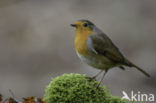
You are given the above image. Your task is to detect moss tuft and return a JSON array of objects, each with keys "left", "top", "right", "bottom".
[{"left": 44, "top": 73, "right": 128, "bottom": 103}]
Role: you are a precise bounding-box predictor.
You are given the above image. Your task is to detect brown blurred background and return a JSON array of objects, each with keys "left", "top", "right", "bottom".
[{"left": 0, "top": 0, "right": 156, "bottom": 101}]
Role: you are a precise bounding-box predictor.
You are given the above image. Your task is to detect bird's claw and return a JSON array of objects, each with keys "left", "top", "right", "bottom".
[
  {"left": 86, "top": 76, "right": 96, "bottom": 81},
  {"left": 94, "top": 84, "right": 100, "bottom": 89}
]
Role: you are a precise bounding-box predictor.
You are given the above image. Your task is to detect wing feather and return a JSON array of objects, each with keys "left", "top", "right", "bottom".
[{"left": 87, "top": 32, "right": 125, "bottom": 63}]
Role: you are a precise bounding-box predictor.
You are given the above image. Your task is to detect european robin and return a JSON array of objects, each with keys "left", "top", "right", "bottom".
[{"left": 71, "top": 20, "right": 150, "bottom": 87}]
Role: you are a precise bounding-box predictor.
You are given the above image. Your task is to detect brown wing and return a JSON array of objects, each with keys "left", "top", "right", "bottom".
[
  {"left": 87, "top": 32, "right": 150, "bottom": 77},
  {"left": 87, "top": 33, "right": 125, "bottom": 64}
]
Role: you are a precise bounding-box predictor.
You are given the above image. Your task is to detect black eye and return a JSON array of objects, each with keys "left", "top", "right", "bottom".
[{"left": 83, "top": 23, "right": 88, "bottom": 27}]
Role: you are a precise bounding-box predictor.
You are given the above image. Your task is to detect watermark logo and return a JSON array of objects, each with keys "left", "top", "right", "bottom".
[{"left": 122, "top": 91, "right": 154, "bottom": 102}]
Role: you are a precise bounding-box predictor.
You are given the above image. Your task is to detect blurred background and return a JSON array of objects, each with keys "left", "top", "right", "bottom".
[{"left": 0, "top": 0, "right": 156, "bottom": 101}]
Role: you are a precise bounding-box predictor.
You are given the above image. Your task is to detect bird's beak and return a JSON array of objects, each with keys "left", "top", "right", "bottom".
[{"left": 70, "top": 24, "right": 76, "bottom": 27}]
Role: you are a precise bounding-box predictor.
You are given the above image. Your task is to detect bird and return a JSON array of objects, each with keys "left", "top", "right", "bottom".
[{"left": 71, "top": 20, "right": 150, "bottom": 87}]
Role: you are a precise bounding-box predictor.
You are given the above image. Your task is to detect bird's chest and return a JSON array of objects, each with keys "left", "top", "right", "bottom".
[
  {"left": 75, "top": 38, "right": 88, "bottom": 56},
  {"left": 74, "top": 31, "right": 91, "bottom": 56}
]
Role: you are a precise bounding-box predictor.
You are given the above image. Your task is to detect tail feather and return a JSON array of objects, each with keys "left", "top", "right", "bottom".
[
  {"left": 124, "top": 59, "right": 150, "bottom": 77},
  {"left": 132, "top": 64, "right": 150, "bottom": 77}
]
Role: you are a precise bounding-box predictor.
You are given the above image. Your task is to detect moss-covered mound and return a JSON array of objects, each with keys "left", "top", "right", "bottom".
[{"left": 44, "top": 73, "right": 127, "bottom": 103}]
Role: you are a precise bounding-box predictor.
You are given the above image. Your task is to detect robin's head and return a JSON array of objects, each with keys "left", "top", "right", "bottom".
[{"left": 71, "top": 20, "right": 95, "bottom": 32}]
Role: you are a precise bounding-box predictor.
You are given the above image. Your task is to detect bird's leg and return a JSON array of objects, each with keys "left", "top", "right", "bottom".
[
  {"left": 86, "top": 70, "right": 103, "bottom": 81},
  {"left": 96, "top": 70, "right": 108, "bottom": 88},
  {"left": 91, "top": 70, "right": 104, "bottom": 80}
]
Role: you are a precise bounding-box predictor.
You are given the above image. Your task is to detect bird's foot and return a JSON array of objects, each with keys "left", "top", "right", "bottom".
[
  {"left": 86, "top": 76, "right": 96, "bottom": 81},
  {"left": 86, "top": 76, "right": 102, "bottom": 89},
  {"left": 94, "top": 83, "right": 100, "bottom": 89}
]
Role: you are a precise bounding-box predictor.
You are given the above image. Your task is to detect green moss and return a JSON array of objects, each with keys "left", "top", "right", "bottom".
[{"left": 44, "top": 73, "right": 128, "bottom": 103}]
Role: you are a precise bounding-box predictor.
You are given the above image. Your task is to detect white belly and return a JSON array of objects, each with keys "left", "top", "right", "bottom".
[{"left": 76, "top": 52, "right": 115, "bottom": 70}]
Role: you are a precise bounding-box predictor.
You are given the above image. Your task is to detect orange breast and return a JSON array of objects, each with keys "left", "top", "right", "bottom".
[{"left": 75, "top": 30, "right": 93, "bottom": 56}]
